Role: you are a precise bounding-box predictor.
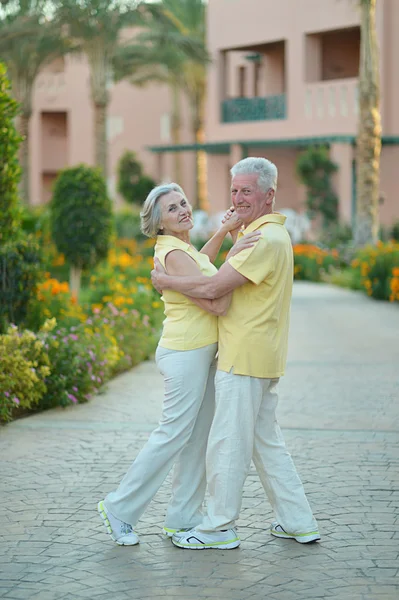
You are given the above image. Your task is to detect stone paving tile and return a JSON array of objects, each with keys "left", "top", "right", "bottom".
[{"left": 1, "top": 283, "right": 399, "bottom": 600}]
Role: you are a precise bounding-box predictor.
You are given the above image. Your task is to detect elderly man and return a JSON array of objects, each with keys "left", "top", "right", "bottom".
[{"left": 151, "top": 157, "right": 320, "bottom": 549}]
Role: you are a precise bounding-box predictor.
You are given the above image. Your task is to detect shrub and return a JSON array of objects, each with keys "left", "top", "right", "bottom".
[
  {"left": 25, "top": 275, "right": 85, "bottom": 332},
  {"left": 88, "top": 304, "right": 160, "bottom": 374},
  {"left": 117, "top": 150, "right": 156, "bottom": 206},
  {"left": 0, "top": 325, "right": 50, "bottom": 422},
  {"left": 0, "top": 237, "right": 43, "bottom": 333},
  {"left": 50, "top": 165, "right": 113, "bottom": 299},
  {"left": 114, "top": 209, "right": 145, "bottom": 241},
  {"left": 0, "top": 63, "right": 22, "bottom": 244},
  {"left": 296, "top": 146, "right": 339, "bottom": 227},
  {"left": 293, "top": 244, "right": 339, "bottom": 282},
  {"left": 391, "top": 221, "right": 399, "bottom": 242},
  {"left": 37, "top": 318, "right": 120, "bottom": 410},
  {"left": 350, "top": 241, "right": 399, "bottom": 302}
]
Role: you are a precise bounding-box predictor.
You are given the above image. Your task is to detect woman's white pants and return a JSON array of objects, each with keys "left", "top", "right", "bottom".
[
  {"left": 198, "top": 370, "right": 319, "bottom": 534},
  {"left": 104, "top": 343, "right": 217, "bottom": 528}
]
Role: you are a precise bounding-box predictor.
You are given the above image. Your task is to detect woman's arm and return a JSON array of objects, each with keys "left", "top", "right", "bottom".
[
  {"left": 165, "top": 250, "right": 232, "bottom": 316},
  {"left": 200, "top": 209, "right": 242, "bottom": 263}
]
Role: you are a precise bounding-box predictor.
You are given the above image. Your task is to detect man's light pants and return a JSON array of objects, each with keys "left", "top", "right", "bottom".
[
  {"left": 105, "top": 343, "right": 217, "bottom": 528},
  {"left": 198, "top": 370, "right": 318, "bottom": 534}
]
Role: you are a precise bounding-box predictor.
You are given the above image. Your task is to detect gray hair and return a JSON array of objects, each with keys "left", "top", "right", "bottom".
[
  {"left": 230, "top": 157, "right": 278, "bottom": 194},
  {"left": 140, "top": 182, "right": 187, "bottom": 238}
]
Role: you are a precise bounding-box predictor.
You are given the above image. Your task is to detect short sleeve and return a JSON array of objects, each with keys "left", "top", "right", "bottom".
[{"left": 227, "top": 236, "right": 276, "bottom": 285}]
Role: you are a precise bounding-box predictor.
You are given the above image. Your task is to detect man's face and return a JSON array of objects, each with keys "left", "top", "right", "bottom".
[{"left": 231, "top": 174, "right": 274, "bottom": 227}]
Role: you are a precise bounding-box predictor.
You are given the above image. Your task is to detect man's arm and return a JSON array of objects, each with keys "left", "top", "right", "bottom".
[
  {"left": 164, "top": 250, "right": 232, "bottom": 314},
  {"left": 153, "top": 258, "right": 249, "bottom": 299}
]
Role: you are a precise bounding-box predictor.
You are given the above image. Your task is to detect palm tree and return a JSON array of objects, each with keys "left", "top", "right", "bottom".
[
  {"left": 0, "top": 0, "right": 70, "bottom": 204},
  {"left": 140, "top": 0, "right": 209, "bottom": 210},
  {"left": 114, "top": 43, "right": 188, "bottom": 185},
  {"left": 354, "top": 0, "right": 381, "bottom": 246},
  {"left": 56, "top": 0, "right": 142, "bottom": 178}
]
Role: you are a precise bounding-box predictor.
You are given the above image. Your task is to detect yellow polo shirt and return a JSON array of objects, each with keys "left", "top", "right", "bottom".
[
  {"left": 155, "top": 235, "right": 218, "bottom": 351},
  {"left": 218, "top": 213, "right": 293, "bottom": 378}
]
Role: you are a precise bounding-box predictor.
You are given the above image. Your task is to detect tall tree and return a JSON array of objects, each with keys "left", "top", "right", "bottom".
[
  {"left": 0, "top": 0, "right": 70, "bottom": 204},
  {"left": 139, "top": 0, "right": 209, "bottom": 210},
  {"left": 56, "top": 0, "right": 142, "bottom": 179},
  {"left": 355, "top": 0, "right": 381, "bottom": 246}
]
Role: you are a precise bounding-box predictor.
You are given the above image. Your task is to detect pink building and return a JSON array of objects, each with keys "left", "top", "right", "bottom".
[
  {"left": 30, "top": 0, "right": 399, "bottom": 228},
  {"left": 152, "top": 0, "right": 399, "bottom": 227}
]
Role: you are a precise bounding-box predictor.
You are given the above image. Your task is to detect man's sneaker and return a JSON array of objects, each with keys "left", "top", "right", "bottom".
[
  {"left": 270, "top": 521, "right": 320, "bottom": 544},
  {"left": 162, "top": 527, "right": 191, "bottom": 538},
  {"left": 172, "top": 527, "right": 240, "bottom": 550},
  {"left": 97, "top": 501, "right": 139, "bottom": 546}
]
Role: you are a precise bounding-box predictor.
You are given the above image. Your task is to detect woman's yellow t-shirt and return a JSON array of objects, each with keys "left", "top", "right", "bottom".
[{"left": 154, "top": 235, "right": 218, "bottom": 351}]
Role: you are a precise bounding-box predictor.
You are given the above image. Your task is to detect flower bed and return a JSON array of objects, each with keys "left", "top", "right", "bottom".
[
  {"left": 293, "top": 244, "right": 339, "bottom": 282},
  {"left": 350, "top": 241, "right": 399, "bottom": 302},
  {"left": 0, "top": 239, "right": 163, "bottom": 423}
]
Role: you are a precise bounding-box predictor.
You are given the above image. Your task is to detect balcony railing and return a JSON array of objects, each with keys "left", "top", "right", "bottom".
[
  {"left": 304, "top": 79, "right": 358, "bottom": 120},
  {"left": 221, "top": 94, "right": 286, "bottom": 123}
]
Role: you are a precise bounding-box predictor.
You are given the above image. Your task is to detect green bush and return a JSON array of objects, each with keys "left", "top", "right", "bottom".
[
  {"left": 391, "top": 221, "right": 399, "bottom": 242},
  {"left": 296, "top": 146, "right": 338, "bottom": 227},
  {"left": 50, "top": 164, "right": 113, "bottom": 299},
  {"left": 350, "top": 241, "right": 399, "bottom": 301},
  {"left": 0, "top": 63, "right": 22, "bottom": 245},
  {"left": 293, "top": 244, "right": 339, "bottom": 282},
  {"left": 20, "top": 205, "right": 51, "bottom": 237},
  {"left": 114, "top": 209, "right": 145, "bottom": 241},
  {"left": 0, "top": 325, "right": 50, "bottom": 422},
  {"left": 0, "top": 237, "right": 43, "bottom": 333},
  {"left": 37, "top": 319, "right": 120, "bottom": 410},
  {"left": 117, "top": 150, "right": 156, "bottom": 206}
]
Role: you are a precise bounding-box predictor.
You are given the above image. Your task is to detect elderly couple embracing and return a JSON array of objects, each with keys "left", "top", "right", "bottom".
[{"left": 98, "top": 157, "right": 320, "bottom": 550}]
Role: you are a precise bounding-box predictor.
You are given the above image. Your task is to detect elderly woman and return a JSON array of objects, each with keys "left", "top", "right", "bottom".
[{"left": 98, "top": 183, "right": 260, "bottom": 545}]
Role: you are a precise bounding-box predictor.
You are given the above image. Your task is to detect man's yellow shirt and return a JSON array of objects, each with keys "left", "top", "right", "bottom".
[{"left": 218, "top": 213, "right": 293, "bottom": 378}]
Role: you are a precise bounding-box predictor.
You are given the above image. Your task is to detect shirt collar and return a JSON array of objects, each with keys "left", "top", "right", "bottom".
[
  {"left": 155, "top": 234, "right": 191, "bottom": 251},
  {"left": 239, "top": 213, "right": 287, "bottom": 236}
]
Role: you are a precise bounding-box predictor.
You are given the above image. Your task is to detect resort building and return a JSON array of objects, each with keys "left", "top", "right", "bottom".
[{"left": 29, "top": 0, "right": 399, "bottom": 227}]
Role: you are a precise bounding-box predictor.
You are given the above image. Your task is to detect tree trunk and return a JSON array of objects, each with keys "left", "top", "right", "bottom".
[
  {"left": 194, "top": 125, "right": 208, "bottom": 211},
  {"left": 94, "top": 102, "right": 107, "bottom": 178},
  {"left": 11, "top": 74, "right": 33, "bottom": 204},
  {"left": 17, "top": 112, "right": 30, "bottom": 204},
  {"left": 170, "top": 81, "right": 182, "bottom": 183},
  {"left": 192, "top": 91, "right": 208, "bottom": 211},
  {"left": 69, "top": 265, "right": 82, "bottom": 302},
  {"left": 354, "top": 0, "right": 381, "bottom": 247}
]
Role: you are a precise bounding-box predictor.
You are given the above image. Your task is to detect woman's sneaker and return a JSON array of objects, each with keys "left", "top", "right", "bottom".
[
  {"left": 172, "top": 527, "right": 240, "bottom": 550},
  {"left": 270, "top": 521, "right": 320, "bottom": 544},
  {"left": 97, "top": 501, "right": 139, "bottom": 546}
]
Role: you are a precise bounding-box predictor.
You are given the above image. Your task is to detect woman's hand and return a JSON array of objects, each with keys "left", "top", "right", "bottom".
[
  {"left": 219, "top": 207, "right": 242, "bottom": 236},
  {"left": 226, "top": 231, "right": 262, "bottom": 260}
]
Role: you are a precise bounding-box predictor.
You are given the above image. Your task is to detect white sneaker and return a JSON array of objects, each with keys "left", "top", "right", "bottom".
[
  {"left": 162, "top": 527, "right": 191, "bottom": 538},
  {"left": 97, "top": 501, "right": 139, "bottom": 546},
  {"left": 172, "top": 527, "right": 240, "bottom": 550},
  {"left": 270, "top": 521, "right": 320, "bottom": 544}
]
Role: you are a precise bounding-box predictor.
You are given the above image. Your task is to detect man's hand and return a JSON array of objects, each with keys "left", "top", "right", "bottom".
[
  {"left": 151, "top": 258, "right": 167, "bottom": 294},
  {"left": 226, "top": 231, "right": 262, "bottom": 260}
]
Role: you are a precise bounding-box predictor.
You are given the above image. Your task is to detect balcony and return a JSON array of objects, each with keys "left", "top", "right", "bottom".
[
  {"left": 221, "top": 94, "right": 286, "bottom": 123},
  {"left": 304, "top": 79, "right": 358, "bottom": 120}
]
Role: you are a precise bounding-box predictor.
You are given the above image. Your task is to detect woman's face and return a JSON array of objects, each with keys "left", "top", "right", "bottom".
[{"left": 159, "top": 191, "right": 193, "bottom": 236}]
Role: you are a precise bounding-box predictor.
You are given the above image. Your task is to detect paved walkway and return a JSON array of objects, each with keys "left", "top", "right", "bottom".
[{"left": 1, "top": 283, "right": 399, "bottom": 600}]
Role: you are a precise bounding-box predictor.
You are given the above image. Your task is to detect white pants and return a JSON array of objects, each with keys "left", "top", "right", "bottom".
[
  {"left": 105, "top": 343, "right": 217, "bottom": 528},
  {"left": 198, "top": 370, "right": 318, "bottom": 534}
]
